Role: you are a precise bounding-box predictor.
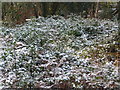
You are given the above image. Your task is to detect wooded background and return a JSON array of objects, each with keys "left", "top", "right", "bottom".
[{"left": 2, "top": 2, "right": 120, "bottom": 26}]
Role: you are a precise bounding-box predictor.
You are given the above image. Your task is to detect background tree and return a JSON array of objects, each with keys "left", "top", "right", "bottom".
[
  {"left": 118, "top": 2, "right": 120, "bottom": 20},
  {"left": 2, "top": 2, "right": 118, "bottom": 26}
]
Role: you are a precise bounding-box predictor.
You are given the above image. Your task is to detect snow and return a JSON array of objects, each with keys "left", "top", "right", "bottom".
[{"left": 0, "top": 15, "right": 119, "bottom": 88}]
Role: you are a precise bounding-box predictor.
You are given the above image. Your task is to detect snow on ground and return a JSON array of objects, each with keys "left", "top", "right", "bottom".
[
  {"left": 0, "top": 36, "right": 4, "bottom": 89},
  {"left": 0, "top": 35, "right": 7, "bottom": 89},
  {"left": 0, "top": 15, "right": 119, "bottom": 89}
]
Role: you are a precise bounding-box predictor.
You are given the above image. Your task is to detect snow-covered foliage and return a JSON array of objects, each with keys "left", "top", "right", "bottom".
[{"left": 0, "top": 15, "right": 119, "bottom": 89}]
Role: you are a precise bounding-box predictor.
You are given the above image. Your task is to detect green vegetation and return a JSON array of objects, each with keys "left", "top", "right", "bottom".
[
  {"left": 0, "top": 15, "right": 119, "bottom": 89},
  {"left": 0, "top": 2, "right": 119, "bottom": 89}
]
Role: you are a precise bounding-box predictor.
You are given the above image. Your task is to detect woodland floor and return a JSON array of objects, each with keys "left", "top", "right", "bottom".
[
  {"left": 0, "top": 16, "right": 119, "bottom": 89},
  {"left": 0, "top": 36, "right": 4, "bottom": 88}
]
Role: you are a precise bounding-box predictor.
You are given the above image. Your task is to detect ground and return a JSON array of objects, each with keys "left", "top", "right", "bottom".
[{"left": 0, "top": 15, "right": 119, "bottom": 89}]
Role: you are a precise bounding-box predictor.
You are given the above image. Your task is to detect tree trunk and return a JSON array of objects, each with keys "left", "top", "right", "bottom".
[
  {"left": 118, "top": 2, "right": 120, "bottom": 35},
  {"left": 95, "top": 0, "right": 99, "bottom": 18},
  {"left": 51, "top": 3, "right": 59, "bottom": 15},
  {"left": 118, "top": 2, "right": 120, "bottom": 20},
  {"left": 33, "top": 3, "right": 39, "bottom": 18},
  {"left": 41, "top": 3, "right": 48, "bottom": 17}
]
